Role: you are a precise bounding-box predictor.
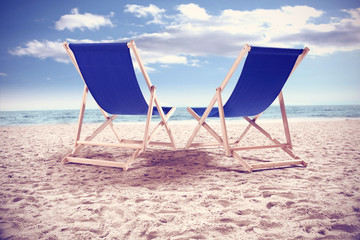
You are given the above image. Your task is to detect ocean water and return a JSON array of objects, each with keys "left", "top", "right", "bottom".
[{"left": 0, "top": 105, "right": 359, "bottom": 126}]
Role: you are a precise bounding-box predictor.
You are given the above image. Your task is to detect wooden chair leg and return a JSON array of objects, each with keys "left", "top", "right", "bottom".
[
  {"left": 73, "top": 85, "right": 88, "bottom": 149},
  {"left": 216, "top": 88, "right": 231, "bottom": 156},
  {"left": 185, "top": 94, "right": 218, "bottom": 150},
  {"left": 143, "top": 86, "right": 156, "bottom": 152},
  {"left": 278, "top": 92, "right": 293, "bottom": 149},
  {"left": 147, "top": 106, "right": 176, "bottom": 147},
  {"left": 154, "top": 99, "right": 177, "bottom": 150}
]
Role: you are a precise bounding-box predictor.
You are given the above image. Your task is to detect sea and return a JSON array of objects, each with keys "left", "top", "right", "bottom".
[{"left": 0, "top": 105, "right": 359, "bottom": 126}]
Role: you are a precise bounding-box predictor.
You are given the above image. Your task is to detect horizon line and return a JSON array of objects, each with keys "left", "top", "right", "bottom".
[{"left": 1, "top": 104, "right": 360, "bottom": 112}]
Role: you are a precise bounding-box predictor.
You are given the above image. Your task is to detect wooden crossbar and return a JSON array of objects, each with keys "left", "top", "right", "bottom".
[
  {"left": 120, "top": 139, "right": 174, "bottom": 147},
  {"left": 66, "top": 148, "right": 143, "bottom": 171},
  {"left": 76, "top": 141, "right": 143, "bottom": 149},
  {"left": 232, "top": 152, "right": 307, "bottom": 173},
  {"left": 230, "top": 144, "right": 290, "bottom": 151},
  {"left": 67, "top": 157, "right": 127, "bottom": 169},
  {"left": 189, "top": 142, "right": 224, "bottom": 148},
  {"left": 251, "top": 160, "right": 307, "bottom": 171}
]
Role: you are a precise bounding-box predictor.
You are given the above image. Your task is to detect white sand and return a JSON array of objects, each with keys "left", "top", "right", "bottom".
[{"left": 1, "top": 119, "right": 360, "bottom": 239}]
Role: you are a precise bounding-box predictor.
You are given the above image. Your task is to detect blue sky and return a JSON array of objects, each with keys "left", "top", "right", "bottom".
[{"left": 0, "top": 0, "right": 359, "bottom": 111}]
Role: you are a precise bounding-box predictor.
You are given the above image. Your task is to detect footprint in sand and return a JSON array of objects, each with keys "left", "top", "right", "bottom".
[
  {"left": 218, "top": 217, "right": 255, "bottom": 228},
  {"left": 12, "top": 197, "right": 23, "bottom": 203},
  {"left": 331, "top": 224, "right": 358, "bottom": 233},
  {"left": 235, "top": 209, "right": 252, "bottom": 216},
  {"left": 36, "top": 183, "right": 55, "bottom": 191},
  {"left": 262, "top": 191, "right": 295, "bottom": 199},
  {"left": 144, "top": 231, "right": 158, "bottom": 240},
  {"left": 216, "top": 200, "right": 232, "bottom": 208},
  {"left": 259, "top": 219, "right": 283, "bottom": 230},
  {"left": 266, "top": 202, "right": 278, "bottom": 209}
]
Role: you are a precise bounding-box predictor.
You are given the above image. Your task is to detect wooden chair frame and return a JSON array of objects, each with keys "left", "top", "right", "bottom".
[
  {"left": 62, "top": 41, "right": 176, "bottom": 171},
  {"left": 185, "top": 44, "right": 309, "bottom": 172}
]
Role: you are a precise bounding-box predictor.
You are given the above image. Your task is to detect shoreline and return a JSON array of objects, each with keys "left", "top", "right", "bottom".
[
  {"left": 1, "top": 116, "right": 360, "bottom": 127},
  {"left": 1, "top": 105, "right": 360, "bottom": 126},
  {"left": 1, "top": 119, "right": 360, "bottom": 239}
]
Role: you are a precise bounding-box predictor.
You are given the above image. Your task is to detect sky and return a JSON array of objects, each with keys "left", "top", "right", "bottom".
[{"left": 0, "top": 0, "right": 359, "bottom": 111}]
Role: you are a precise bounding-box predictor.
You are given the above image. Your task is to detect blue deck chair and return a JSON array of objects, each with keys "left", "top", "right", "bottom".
[
  {"left": 185, "top": 44, "right": 309, "bottom": 172},
  {"left": 62, "top": 41, "right": 176, "bottom": 171}
]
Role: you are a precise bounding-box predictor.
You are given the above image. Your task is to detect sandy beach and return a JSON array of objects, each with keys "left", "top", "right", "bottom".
[{"left": 0, "top": 119, "right": 359, "bottom": 239}]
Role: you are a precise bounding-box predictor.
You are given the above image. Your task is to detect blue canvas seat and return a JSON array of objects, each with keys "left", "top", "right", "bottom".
[
  {"left": 68, "top": 43, "right": 171, "bottom": 115},
  {"left": 186, "top": 44, "right": 309, "bottom": 172},
  {"left": 62, "top": 41, "right": 176, "bottom": 171}
]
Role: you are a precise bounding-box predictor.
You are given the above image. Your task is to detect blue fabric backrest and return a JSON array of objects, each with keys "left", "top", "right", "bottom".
[
  {"left": 193, "top": 46, "right": 303, "bottom": 118},
  {"left": 69, "top": 43, "right": 154, "bottom": 115}
]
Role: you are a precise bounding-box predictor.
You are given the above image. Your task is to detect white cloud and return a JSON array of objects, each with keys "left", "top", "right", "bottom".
[
  {"left": 124, "top": 4, "right": 165, "bottom": 24},
  {"left": 10, "top": 5, "right": 360, "bottom": 67},
  {"left": 7, "top": 38, "right": 189, "bottom": 74},
  {"left": 273, "top": 7, "right": 360, "bottom": 55},
  {"left": 55, "top": 8, "right": 114, "bottom": 31},
  {"left": 8, "top": 38, "right": 118, "bottom": 63},
  {"left": 140, "top": 51, "right": 187, "bottom": 65},
  {"left": 0, "top": 72, "right": 8, "bottom": 77},
  {"left": 127, "top": 4, "right": 360, "bottom": 57},
  {"left": 9, "top": 40, "right": 69, "bottom": 63},
  {"left": 176, "top": 3, "right": 210, "bottom": 21}
]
